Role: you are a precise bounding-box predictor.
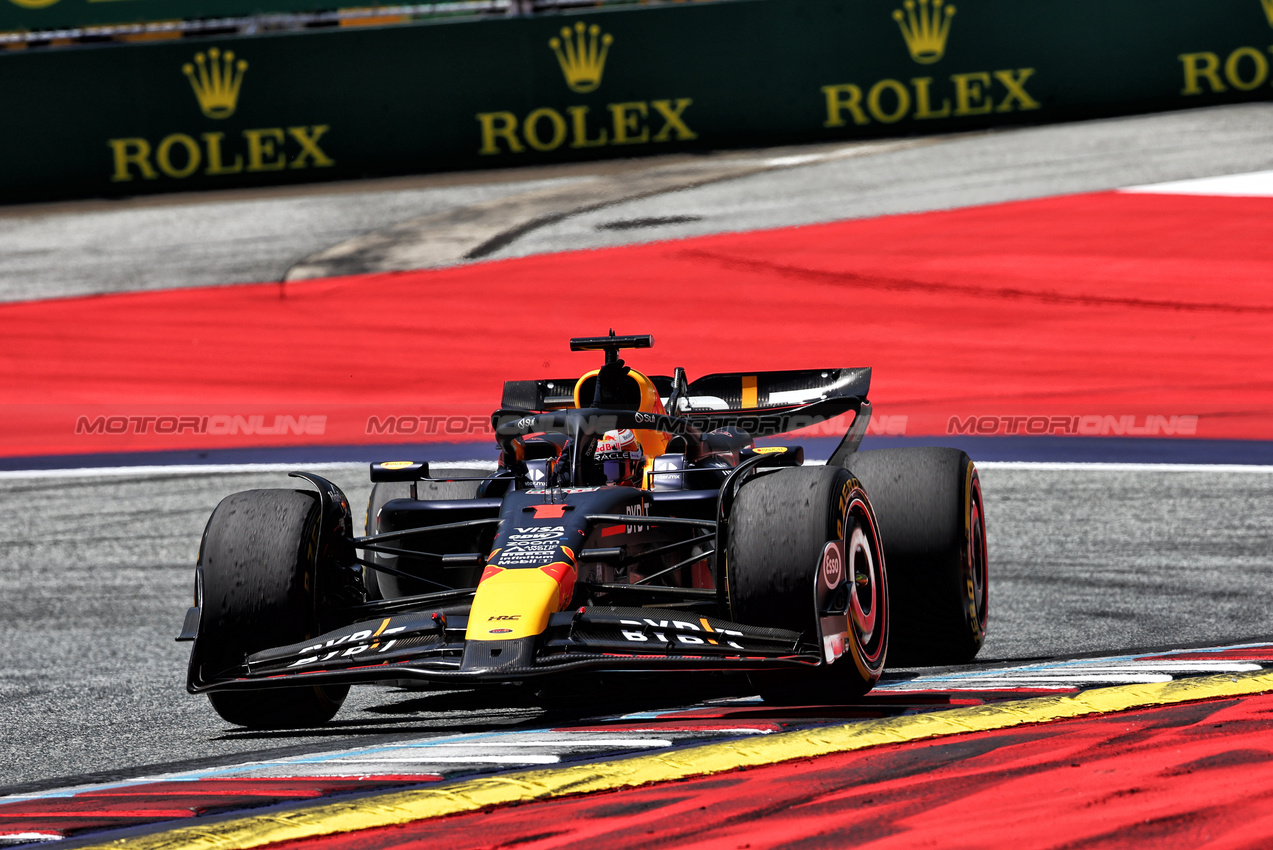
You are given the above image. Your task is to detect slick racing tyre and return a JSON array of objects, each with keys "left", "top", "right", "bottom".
[
  {"left": 364, "top": 473, "right": 486, "bottom": 599},
  {"left": 727, "top": 465, "right": 888, "bottom": 703},
  {"left": 197, "top": 489, "right": 348, "bottom": 728},
  {"left": 847, "top": 447, "right": 988, "bottom": 666}
]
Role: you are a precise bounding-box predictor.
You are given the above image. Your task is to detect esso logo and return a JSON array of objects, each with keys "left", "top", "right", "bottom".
[
  {"left": 821, "top": 541, "right": 844, "bottom": 587},
  {"left": 488, "top": 628, "right": 513, "bottom": 635}
]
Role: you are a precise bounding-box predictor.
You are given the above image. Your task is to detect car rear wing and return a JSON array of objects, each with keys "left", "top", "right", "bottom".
[
  {"left": 674, "top": 368, "right": 870, "bottom": 414},
  {"left": 500, "top": 378, "right": 583, "bottom": 411},
  {"left": 503, "top": 368, "right": 869, "bottom": 413},
  {"left": 676, "top": 369, "right": 871, "bottom": 451},
  {"left": 501, "top": 367, "right": 871, "bottom": 452}
]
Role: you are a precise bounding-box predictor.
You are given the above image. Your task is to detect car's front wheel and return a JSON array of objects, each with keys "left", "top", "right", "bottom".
[
  {"left": 727, "top": 465, "right": 888, "bottom": 703},
  {"left": 196, "top": 488, "right": 348, "bottom": 728}
]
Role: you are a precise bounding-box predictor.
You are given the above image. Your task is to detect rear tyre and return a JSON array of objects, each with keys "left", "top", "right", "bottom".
[
  {"left": 197, "top": 488, "right": 348, "bottom": 728},
  {"left": 846, "top": 448, "right": 988, "bottom": 666},
  {"left": 365, "top": 473, "right": 486, "bottom": 599},
  {"left": 727, "top": 465, "right": 888, "bottom": 703}
]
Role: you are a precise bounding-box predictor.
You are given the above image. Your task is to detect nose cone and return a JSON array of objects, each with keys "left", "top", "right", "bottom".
[{"left": 465, "top": 565, "right": 571, "bottom": 642}]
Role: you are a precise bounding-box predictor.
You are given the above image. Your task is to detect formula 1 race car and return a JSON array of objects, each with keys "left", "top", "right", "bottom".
[{"left": 179, "top": 334, "right": 988, "bottom": 728}]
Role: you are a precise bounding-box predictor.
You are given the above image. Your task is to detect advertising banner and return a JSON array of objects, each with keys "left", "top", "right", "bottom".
[{"left": 0, "top": 0, "right": 1268, "bottom": 203}]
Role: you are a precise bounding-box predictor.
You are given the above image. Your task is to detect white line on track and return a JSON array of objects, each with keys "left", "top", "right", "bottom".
[
  {"left": 876, "top": 648, "right": 1271, "bottom": 692},
  {"left": 1120, "top": 168, "right": 1273, "bottom": 196},
  {"left": 2, "top": 458, "right": 1273, "bottom": 478},
  {"left": 976, "top": 462, "right": 1273, "bottom": 473},
  {"left": 886, "top": 676, "right": 1178, "bottom": 687},
  {"left": 1068, "top": 663, "right": 1262, "bottom": 672},
  {"left": 334, "top": 755, "right": 562, "bottom": 765},
  {"left": 761, "top": 141, "right": 918, "bottom": 168},
  {"left": 932, "top": 674, "right": 1180, "bottom": 684},
  {"left": 395, "top": 739, "right": 673, "bottom": 748},
  {"left": 2, "top": 460, "right": 1271, "bottom": 481},
  {"left": 0, "top": 729, "right": 702, "bottom": 802},
  {"left": 0, "top": 460, "right": 498, "bottom": 480}
]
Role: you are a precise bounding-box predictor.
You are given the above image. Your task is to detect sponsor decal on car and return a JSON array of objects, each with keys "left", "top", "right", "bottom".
[
  {"left": 618, "top": 617, "right": 745, "bottom": 649},
  {"left": 495, "top": 526, "right": 570, "bottom": 566},
  {"left": 282, "top": 619, "right": 413, "bottom": 668},
  {"left": 818, "top": 538, "right": 851, "bottom": 665},
  {"left": 821, "top": 539, "right": 844, "bottom": 587},
  {"left": 603, "top": 502, "right": 649, "bottom": 537}
]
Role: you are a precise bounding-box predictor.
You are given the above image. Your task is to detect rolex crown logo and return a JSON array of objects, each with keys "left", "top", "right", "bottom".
[
  {"left": 182, "top": 47, "right": 248, "bottom": 119},
  {"left": 549, "top": 22, "right": 613, "bottom": 93},
  {"left": 892, "top": 0, "right": 955, "bottom": 64},
  {"left": 1262, "top": 0, "right": 1273, "bottom": 28}
]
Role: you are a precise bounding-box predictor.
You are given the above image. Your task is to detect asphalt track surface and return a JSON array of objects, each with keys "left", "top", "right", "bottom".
[
  {"left": 488, "top": 103, "right": 1273, "bottom": 261},
  {"left": 0, "top": 177, "right": 577, "bottom": 303},
  {"left": 2, "top": 464, "right": 1272, "bottom": 794},
  {"left": 1, "top": 103, "right": 1271, "bottom": 803}
]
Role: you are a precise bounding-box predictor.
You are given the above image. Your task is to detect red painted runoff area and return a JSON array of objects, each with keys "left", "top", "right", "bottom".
[
  {"left": 0, "top": 777, "right": 438, "bottom": 842},
  {"left": 1, "top": 191, "right": 1269, "bottom": 458},
  {"left": 270, "top": 694, "right": 1273, "bottom": 850}
]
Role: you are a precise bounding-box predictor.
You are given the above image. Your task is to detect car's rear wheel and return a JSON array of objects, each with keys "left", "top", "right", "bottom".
[
  {"left": 846, "top": 447, "right": 988, "bottom": 665},
  {"left": 727, "top": 465, "right": 888, "bottom": 703},
  {"left": 197, "top": 488, "right": 348, "bottom": 728}
]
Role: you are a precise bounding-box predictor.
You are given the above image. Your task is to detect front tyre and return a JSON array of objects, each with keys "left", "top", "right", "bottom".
[
  {"left": 727, "top": 465, "right": 888, "bottom": 703},
  {"left": 196, "top": 488, "right": 348, "bottom": 728}
]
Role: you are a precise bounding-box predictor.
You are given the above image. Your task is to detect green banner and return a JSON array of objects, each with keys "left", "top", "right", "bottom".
[
  {"left": 0, "top": 0, "right": 366, "bottom": 33},
  {"left": 1, "top": 0, "right": 1269, "bottom": 204}
]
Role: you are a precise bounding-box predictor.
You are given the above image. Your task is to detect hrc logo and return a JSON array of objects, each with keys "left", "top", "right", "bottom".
[
  {"left": 182, "top": 48, "right": 248, "bottom": 119},
  {"left": 549, "top": 22, "right": 613, "bottom": 93},
  {"left": 892, "top": 0, "right": 955, "bottom": 64}
]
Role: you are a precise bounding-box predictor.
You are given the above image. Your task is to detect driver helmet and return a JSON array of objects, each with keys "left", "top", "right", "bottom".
[{"left": 594, "top": 429, "right": 644, "bottom": 486}]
